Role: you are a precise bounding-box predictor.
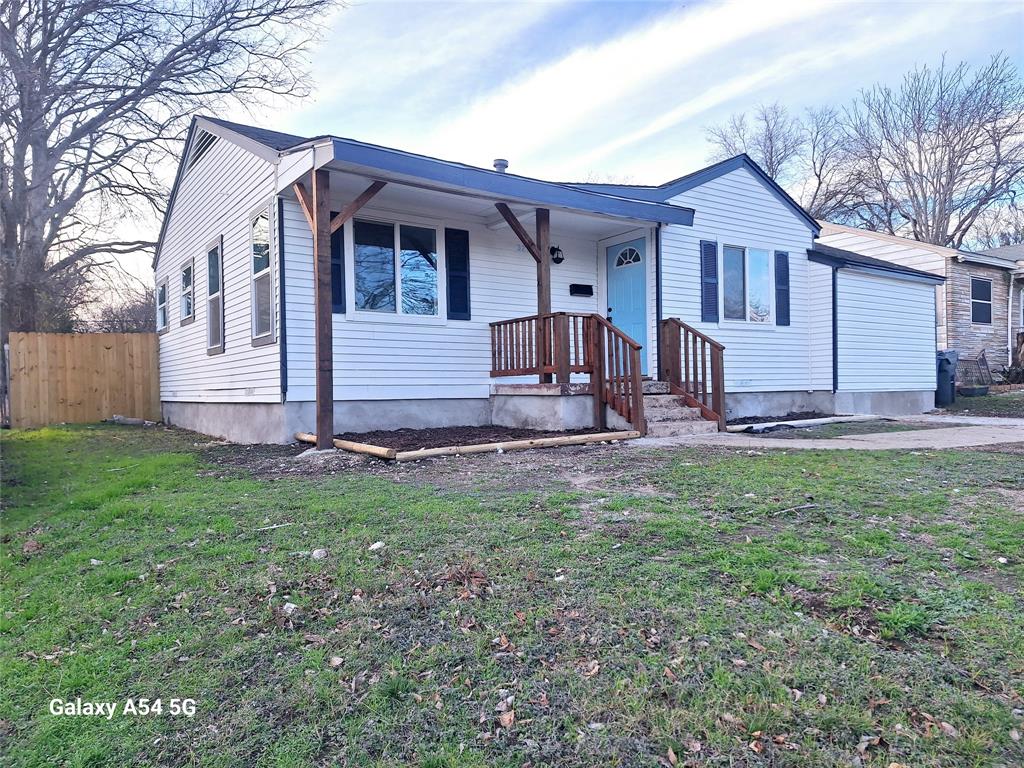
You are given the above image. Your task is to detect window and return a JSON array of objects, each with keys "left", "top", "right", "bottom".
[
  {"left": 250, "top": 210, "right": 274, "bottom": 341},
  {"left": 615, "top": 247, "right": 641, "bottom": 267},
  {"left": 970, "top": 277, "right": 992, "bottom": 324},
  {"left": 156, "top": 280, "right": 168, "bottom": 331},
  {"left": 207, "top": 239, "right": 224, "bottom": 353},
  {"left": 180, "top": 262, "right": 194, "bottom": 324},
  {"left": 722, "top": 245, "right": 771, "bottom": 323},
  {"left": 353, "top": 219, "right": 439, "bottom": 316}
]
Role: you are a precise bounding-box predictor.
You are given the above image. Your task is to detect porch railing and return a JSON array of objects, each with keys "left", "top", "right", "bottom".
[
  {"left": 490, "top": 312, "right": 645, "bottom": 434},
  {"left": 659, "top": 317, "right": 726, "bottom": 431}
]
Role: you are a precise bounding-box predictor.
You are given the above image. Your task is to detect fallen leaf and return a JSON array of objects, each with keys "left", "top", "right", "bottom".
[
  {"left": 663, "top": 666, "right": 677, "bottom": 681},
  {"left": 939, "top": 721, "right": 959, "bottom": 738},
  {"left": 581, "top": 660, "right": 600, "bottom": 678},
  {"left": 686, "top": 739, "right": 702, "bottom": 753},
  {"left": 328, "top": 656, "right": 343, "bottom": 668},
  {"left": 818, "top": 693, "right": 828, "bottom": 705},
  {"left": 746, "top": 638, "right": 767, "bottom": 652},
  {"left": 498, "top": 710, "right": 514, "bottom": 728},
  {"left": 1010, "top": 728, "right": 1020, "bottom": 742},
  {"left": 22, "top": 540, "right": 42, "bottom": 555},
  {"left": 666, "top": 746, "right": 677, "bottom": 765},
  {"left": 368, "top": 541, "right": 385, "bottom": 551}
]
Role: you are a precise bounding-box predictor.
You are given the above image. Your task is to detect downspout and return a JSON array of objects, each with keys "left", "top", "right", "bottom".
[
  {"left": 277, "top": 196, "right": 288, "bottom": 401},
  {"left": 831, "top": 267, "right": 839, "bottom": 393},
  {"left": 654, "top": 223, "right": 662, "bottom": 380}
]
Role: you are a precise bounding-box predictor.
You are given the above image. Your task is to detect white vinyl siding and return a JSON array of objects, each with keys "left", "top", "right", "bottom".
[
  {"left": 836, "top": 271, "right": 936, "bottom": 392},
  {"left": 807, "top": 260, "right": 834, "bottom": 391},
  {"left": 155, "top": 136, "right": 281, "bottom": 403},
  {"left": 816, "top": 229, "right": 947, "bottom": 349},
  {"left": 282, "top": 200, "right": 601, "bottom": 402},
  {"left": 659, "top": 165, "right": 816, "bottom": 392}
]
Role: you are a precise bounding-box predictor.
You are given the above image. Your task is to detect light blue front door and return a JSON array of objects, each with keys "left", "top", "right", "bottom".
[{"left": 606, "top": 237, "right": 648, "bottom": 374}]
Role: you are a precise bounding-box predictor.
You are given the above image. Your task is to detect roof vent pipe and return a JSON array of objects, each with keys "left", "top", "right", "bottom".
[{"left": 493, "top": 158, "right": 508, "bottom": 173}]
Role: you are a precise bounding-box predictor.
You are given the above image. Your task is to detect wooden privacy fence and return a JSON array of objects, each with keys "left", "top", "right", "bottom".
[{"left": 6, "top": 332, "right": 159, "bottom": 428}]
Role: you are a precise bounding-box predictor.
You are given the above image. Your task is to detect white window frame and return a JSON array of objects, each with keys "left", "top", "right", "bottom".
[
  {"left": 156, "top": 279, "right": 168, "bottom": 332},
  {"left": 970, "top": 276, "right": 993, "bottom": 326},
  {"left": 720, "top": 243, "right": 774, "bottom": 325},
  {"left": 344, "top": 212, "right": 447, "bottom": 325},
  {"left": 180, "top": 259, "right": 194, "bottom": 325},
  {"left": 206, "top": 237, "right": 225, "bottom": 354},
  {"left": 249, "top": 205, "right": 275, "bottom": 344}
]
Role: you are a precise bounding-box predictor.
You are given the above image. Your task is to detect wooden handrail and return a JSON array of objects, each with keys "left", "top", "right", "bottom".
[
  {"left": 490, "top": 312, "right": 646, "bottom": 435},
  {"left": 659, "top": 318, "right": 726, "bottom": 431}
]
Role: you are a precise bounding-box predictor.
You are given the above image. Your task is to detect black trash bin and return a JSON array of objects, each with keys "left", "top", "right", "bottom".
[{"left": 935, "top": 350, "right": 958, "bottom": 407}]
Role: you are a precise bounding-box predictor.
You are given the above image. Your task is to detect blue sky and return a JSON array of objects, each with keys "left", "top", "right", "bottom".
[{"left": 263, "top": 0, "right": 1023, "bottom": 184}]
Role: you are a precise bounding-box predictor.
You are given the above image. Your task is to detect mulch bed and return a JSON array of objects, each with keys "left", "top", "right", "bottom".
[
  {"left": 334, "top": 425, "right": 605, "bottom": 453},
  {"left": 727, "top": 411, "right": 835, "bottom": 426}
]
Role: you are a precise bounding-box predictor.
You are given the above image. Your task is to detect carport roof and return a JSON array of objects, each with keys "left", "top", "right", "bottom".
[{"left": 808, "top": 243, "right": 945, "bottom": 284}]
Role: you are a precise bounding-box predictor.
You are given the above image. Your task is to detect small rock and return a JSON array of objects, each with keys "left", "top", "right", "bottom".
[
  {"left": 311, "top": 549, "right": 328, "bottom": 560},
  {"left": 329, "top": 656, "right": 344, "bottom": 668},
  {"left": 997, "top": 556, "right": 1009, "bottom": 564},
  {"left": 282, "top": 602, "right": 299, "bottom": 616},
  {"left": 90, "top": 558, "right": 104, "bottom": 566},
  {"left": 368, "top": 541, "right": 385, "bottom": 552}
]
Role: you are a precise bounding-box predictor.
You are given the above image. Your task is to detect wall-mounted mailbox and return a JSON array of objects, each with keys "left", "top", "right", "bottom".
[{"left": 569, "top": 283, "right": 594, "bottom": 297}]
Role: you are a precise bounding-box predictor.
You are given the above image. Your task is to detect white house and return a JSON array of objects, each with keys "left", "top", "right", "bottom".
[{"left": 153, "top": 117, "right": 944, "bottom": 444}]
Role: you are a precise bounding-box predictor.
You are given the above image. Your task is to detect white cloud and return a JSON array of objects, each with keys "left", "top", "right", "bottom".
[{"left": 419, "top": 0, "right": 839, "bottom": 168}]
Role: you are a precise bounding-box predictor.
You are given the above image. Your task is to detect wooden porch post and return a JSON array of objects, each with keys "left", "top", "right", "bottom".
[
  {"left": 311, "top": 170, "right": 333, "bottom": 449},
  {"left": 535, "top": 208, "right": 551, "bottom": 383}
]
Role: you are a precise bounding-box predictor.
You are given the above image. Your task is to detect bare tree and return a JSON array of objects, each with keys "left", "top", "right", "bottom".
[
  {"left": 968, "top": 200, "right": 1024, "bottom": 250},
  {"left": 706, "top": 103, "right": 805, "bottom": 182},
  {"left": 91, "top": 286, "right": 156, "bottom": 332},
  {"left": 0, "top": 0, "right": 338, "bottom": 340},
  {"left": 844, "top": 55, "right": 1024, "bottom": 248},
  {"left": 705, "top": 55, "right": 1024, "bottom": 247}
]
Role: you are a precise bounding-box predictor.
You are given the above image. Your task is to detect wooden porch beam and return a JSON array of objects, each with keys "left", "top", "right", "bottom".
[
  {"left": 535, "top": 207, "right": 552, "bottom": 384},
  {"left": 293, "top": 181, "right": 314, "bottom": 230},
  {"left": 494, "top": 202, "right": 541, "bottom": 263},
  {"left": 329, "top": 181, "right": 387, "bottom": 234}
]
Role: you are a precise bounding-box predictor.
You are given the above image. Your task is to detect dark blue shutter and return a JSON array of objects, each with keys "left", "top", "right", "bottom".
[
  {"left": 700, "top": 240, "right": 718, "bottom": 323},
  {"left": 445, "top": 228, "right": 471, "bottom": 320},
  {"left": 774, "top": 251, "right": 790, "bottom": 326},
  {"left": 330, "top": 212, "right": 344, "bottom": 313}
]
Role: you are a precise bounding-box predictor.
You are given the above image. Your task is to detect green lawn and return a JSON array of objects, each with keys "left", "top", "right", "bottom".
[{"left": 2, "top": 425, "right": 1022, "bottom": 767}]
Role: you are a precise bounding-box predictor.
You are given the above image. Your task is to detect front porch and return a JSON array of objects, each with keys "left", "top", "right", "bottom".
[{"left": 279, "top": 145, "right": 724, "bottom": 445}]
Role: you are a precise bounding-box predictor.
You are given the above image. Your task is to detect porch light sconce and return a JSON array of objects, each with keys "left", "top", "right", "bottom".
[{"left": 550, "top": 245, "right": 564, "bottom": 264}]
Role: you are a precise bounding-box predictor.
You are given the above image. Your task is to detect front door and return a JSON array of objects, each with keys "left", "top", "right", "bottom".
[{"left": 606, "top": 237, "right": 648, "bottom": 374}]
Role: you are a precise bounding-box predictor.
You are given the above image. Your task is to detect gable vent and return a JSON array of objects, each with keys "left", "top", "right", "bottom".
[{"left": 186, "top": 130, "right": 218, "bottom": 171}]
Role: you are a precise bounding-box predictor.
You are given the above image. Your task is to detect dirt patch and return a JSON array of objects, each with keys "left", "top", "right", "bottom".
[
  {"left": 728, "top": 411, "right": 834, "bottom": 425},
  {"left": 334, "top": 425, "right": 605, "bottom": 452}
]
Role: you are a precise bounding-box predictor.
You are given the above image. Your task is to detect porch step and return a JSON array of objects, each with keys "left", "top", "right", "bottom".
[
  {"left": 643, "top": 394, "right": 702, "bottom": 422},
  {"left": 641, "top": 380, "right": 670, "bottom": 395},
  {"left": 645, "top": 420, "right": 719, "bottom": 438}
]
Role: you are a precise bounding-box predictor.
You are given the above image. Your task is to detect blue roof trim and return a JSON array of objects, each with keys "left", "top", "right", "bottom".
[
  {"left": 808, "top": 244, "right": 945, "bottom": 284},
  {"left": 571, "top": 154, "right": 821, "bottom": 234},
  {"left": 328, "top": 138, "right": 695, "bottom": 227}
]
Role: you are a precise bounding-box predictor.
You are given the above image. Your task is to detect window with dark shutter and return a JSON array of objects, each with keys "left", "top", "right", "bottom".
[
  {"left": 700, "top": 240, "right": 719, "bottom": 323},
  {"left": 445, "top": 228, "right": 471, "bottom": 320},
  {"left": 774, "top": 251, "right": 790, "bottom": 326},
  {"left": 330, "top": 212, "right": 345, "bottom": 313}
]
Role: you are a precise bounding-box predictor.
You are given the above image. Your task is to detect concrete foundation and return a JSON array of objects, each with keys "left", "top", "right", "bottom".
[
  {"left": 162, "top": 391, "right": 625, "bottom": 444},
  {"left": 723, "top": 389, "right": 936, "bottom": 420},
  {"left": 834, "top": 390, "right": 935, "bottom": 416},
  {"left": 724, "top": 391, "right": 835, "bottom": 420}
]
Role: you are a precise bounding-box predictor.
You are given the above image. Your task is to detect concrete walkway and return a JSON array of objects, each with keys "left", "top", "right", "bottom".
[{"left": 634, "top": 415, "right": 1024, "bottom": 451}]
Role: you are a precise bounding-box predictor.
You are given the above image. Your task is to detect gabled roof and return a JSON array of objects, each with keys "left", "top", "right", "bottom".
[
  {"left": 808, "top": 242, "right": 945, "bottom": 284},
  {"left": 156, "top": 116, "right": 697, "bottom": 268},
  {"left": 570, "top": 154, "right": 820, "bottom": 234},
  {"left": 981, "top": 243, "right": 1024, "bottom": 262}
]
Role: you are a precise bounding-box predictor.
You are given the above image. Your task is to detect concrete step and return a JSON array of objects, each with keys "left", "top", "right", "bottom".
[
  {"left": 645, "top": 419, "right": 720, "bottom": 437},
  {"left": 641, "top": 380, "right": 670, "bottom": 395},
  {"left": 643, "top": 393, "right": 691, "bottom": 409},
  {"left": 645, "top": 405, "right": 703, "bottom": 423}
]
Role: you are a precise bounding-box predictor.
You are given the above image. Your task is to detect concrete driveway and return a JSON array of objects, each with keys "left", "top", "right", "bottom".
[{"left": 635, "top": 415, "right": 1024, "bottom": 451}]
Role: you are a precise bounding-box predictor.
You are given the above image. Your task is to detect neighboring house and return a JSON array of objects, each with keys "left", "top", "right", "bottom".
[
  {"left": 153, "top": 117, "right": 943, "bottom": 444},
  {"left": 979, "top": 243, "right": 1024, "bottom": 365},
  {"left": 819, "top": 223, "right": 1022, "bottom": 369}
]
